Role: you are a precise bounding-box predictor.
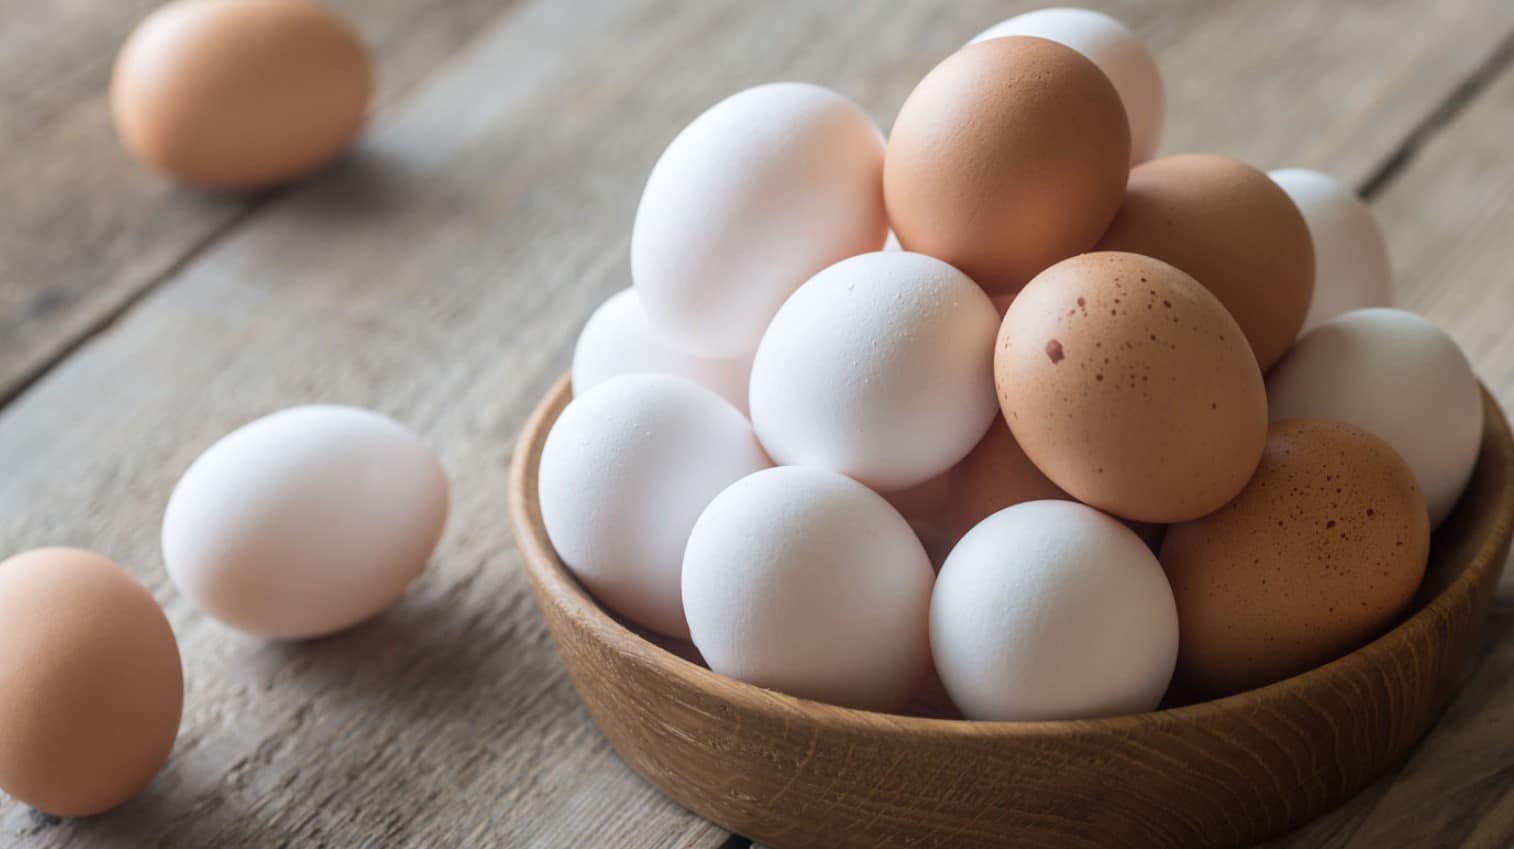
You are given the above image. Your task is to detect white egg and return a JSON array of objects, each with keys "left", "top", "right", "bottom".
[
  {"left": 538, "top": 374, "right": 770, "bottom": 638},
  {"left": 1269, "top": 168, "right": 1393, "bottom": 333},
  {"left": 163, "top": 405, "right": 448, "bottom": 640},
  {"left": 682, "top": 465, "right": 933, "bottom": 712},
  {"left": 1267, "top": 308, "right": 1482, "bottom": 527},
  {"left": 573, "top": 288, "right": 752, "bottom": 414},
  {"left": 749, "top": 251, "right": 1000, "bottom": 492},
  {"left": 631, "top": 82, "right": 888, "bottom": 358},
  {"left": 970, "top": 8, "right": 1164, "bottom": 164},
  {"left": 930, "top": 500, "right": 1178, "bottom": 721}
]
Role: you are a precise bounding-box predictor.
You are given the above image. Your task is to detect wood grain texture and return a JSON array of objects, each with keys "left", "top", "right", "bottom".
[
  {"left": 512, "top": 377, "right": 1514, "bottom": 849},
  {"left": 1, "top": 0, "right": 1513, "bottom": 846}
]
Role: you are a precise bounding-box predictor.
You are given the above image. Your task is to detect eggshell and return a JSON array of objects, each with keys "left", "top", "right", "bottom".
[
  {"left": 0, "top": 548, "right": 183, "bottom": 817},
  {"left": 938, "top": 419, "right": 1068, "bottom": 544},
  {"left": 632, "top": 83, "right": 887, "bottom": 357},
  {"left": 885, "top": 36, "right": 1130, "bottom": 294},
  {"left": 970, "top": 8, "right": 1164, "bottom": 164},
  {"left": 1096, "top": 153, "right": 1315, "bottom": 370},
  {"left": 539, "top": 374, "right": 770, "bottom": 638},
  {"left": 1160, "top": 419, "right": 1430, "bottom": 698},
  {"left": 996, "top": 252, "right": 1268, "bottom": 523},
  {"left": 930, "top": 500, "right": 1178, "bottom": 721},
  {"left": 749, "top": 251, "right": 1000, "bottom": 492},
  {"left": 163, "top": 405, "right": 448, "bottom": 640},
  {"left": 1269, "top": 168, "right": 1393, "bottom": 333},
  {"left": 682, "top": 466, "right": 934, "bottom": 712},
  {"left": 111, "top": 0, "right": 372, "bottom": 191},
  {"left": 573, "top": 288, "right": 752, "bottom": 414},
  {"left": 1267, "top": 308, "right": 1482, "bottom": 527}
]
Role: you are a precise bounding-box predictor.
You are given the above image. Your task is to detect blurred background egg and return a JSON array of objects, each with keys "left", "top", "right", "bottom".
[
  {"left": 885, "top": 36, "right": 1130, "bottom": 294},
  {"left": 749, "top": 251, "right": 1000, "bottom": 492},
  {"left": 995, "top": 252, "right": 1267, "bottom": 523},
  {"left": 111, "top": 0, "right": 372, "bottom": 191},
  {"left": 1161, "top": 419, "right": 1430, "bottom": 698},
  {"left": 682, "top": 466, "right": 934, "bottom": 712},
  {"left": 1267, "top": 308, "right": 1482, "bottom": 527},
  {"left": 969, "top": 7, "right": 1164, "bottom": 165},
  {"left": 538, "top": 374, "right": 770, "bottom": 638},
  {"left": 1269, "top": 168, "right": 1393, "bottom": 333},
  {"left": 573, "top": 288, "right": 752, "bottom": 414},
  {"left": 930, "top": 500, "right": 1178, "bottom": 721},
  {"left": 631, "top": 82, "right": 887, "bottom": 358},
  {"left": 163, "top": 405, "right": 448, "bottom": 640},
  {"left": 1096, "top": 153, "right": 1315, "bottom": 370},
  {"left": 0, "top": 548, "right": 182, "bottom": 817}
]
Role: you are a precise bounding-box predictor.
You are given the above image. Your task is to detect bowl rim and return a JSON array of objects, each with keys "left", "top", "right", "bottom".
[{"left": 510, "top": 373, "right": 1514, "bottom": 739}]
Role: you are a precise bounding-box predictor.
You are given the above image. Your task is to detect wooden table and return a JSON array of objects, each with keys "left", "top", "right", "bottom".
[{"left": 1, "top": 1, "right": 1511, "bottom": 846}]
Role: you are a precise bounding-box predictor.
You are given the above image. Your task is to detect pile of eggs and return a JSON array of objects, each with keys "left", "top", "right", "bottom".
[{"left": 541, "top": 8, "right": 1485, "bottom": 719}]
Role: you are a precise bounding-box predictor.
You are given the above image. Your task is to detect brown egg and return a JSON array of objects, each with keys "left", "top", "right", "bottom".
[
  {"left": 885, "top": 37, "right": 1130, "bottom": 294},
  {"left": 0, "top": 548, "right": 183, "bottom": 816},
  {"left": 938, "top": 419, "right": 1068, "bottom": 543},
  {"left": 1096, "top": 153, "right": 1315, "bottom": 370},
  {"left": 1160, "top": 419, "right": 1430, "bottom": 698},
  {"left": 111, "top": 0, "right": 372, "bottom": 191},
  {"left": 995, "top": 252, "right": 1267, "bottom": 523}
]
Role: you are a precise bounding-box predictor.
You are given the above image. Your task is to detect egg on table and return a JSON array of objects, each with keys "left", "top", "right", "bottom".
[
  {"left": 163, "top": 405, "right": 449, "bottom": 640},
  {"left": 111, "top": 0, "right": 372, "bottom": 190},
  {"left": 538, "top": 374, "right": 771, "bottom": 638},
  {"left": 632, "top": 82, "right": 888, "bottom": 358},
  {"left": 0, "top": 548, "right": 183, "bottom": 817}
]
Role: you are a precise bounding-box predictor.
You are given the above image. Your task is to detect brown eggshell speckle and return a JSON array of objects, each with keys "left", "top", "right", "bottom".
[
  {"left": 885, "top": 37, "right": 1130, "bottom": 294},
  {"left": 995, "top": 252, "right": 1267, "bottom": 523},
  {"left": 1160, "top": 419, "right": 1431, "bottom": 698},
  {"left": 0, "top": 549, "right": 183, "bottom": 817},
  {"left": 111, "top": 0, "right": 372, "bottom": 191},
  {"left": 1096, "top": 153, "right": 1315, "bottom": 370}
]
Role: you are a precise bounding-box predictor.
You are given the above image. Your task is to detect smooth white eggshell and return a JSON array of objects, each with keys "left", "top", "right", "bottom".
[
  {"left": 1267, "top": 308, "right": 1482, "bottom": 527},
  {"left": 163, "top": 405, "right": 448, "bottom": 640},
  {"left": 631, "top": 82, "right": 888, "bottom": 357},
  {"left": 682, "top": 465, "right": 934, "bottom": 712},
  {"left": 1268, "top": 168, "right": 1393, "bottom": 333},
  {"left": 931, "top": 500, "right": 1178, "bottom": 721},
  {"left": 749, "top": 251, "right": 1000, "bottom": 492},
  {"left": 971, "top": 8, "right": 1164, "bottom": 164},
  {"left": 538, "top": 374, "right": 770, "bottom": 638},
  {"left": 573, "top": 288, "right": 752, "bottom": 413}
]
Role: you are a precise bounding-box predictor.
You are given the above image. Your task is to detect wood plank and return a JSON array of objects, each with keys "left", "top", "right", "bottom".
[
  {"left": 0, "top": 0, "right": 522, "bottom": 408},
  {"left": 2, "top": 0, "right": 1513, "bottom": 846}
]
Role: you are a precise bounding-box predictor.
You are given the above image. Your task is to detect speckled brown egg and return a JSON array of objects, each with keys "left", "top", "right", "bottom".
[
  {"left": 1096, "top": 153, "right": 1315, "bottom": 370},
  {"left": 111, "top": 0, "right": 372, "bottom": 191},
  {"left": 0, "top": 548, "right": 183, "bottom": 817},
  {"left": 885, "top": 36, "right": 1130, "bottom": 294},
  {"left": 995, "top": 252, "right": 1267, "bottom": 523},
  {"left": 1160, "top": 419, "right": 1430, "bottom": 698}
]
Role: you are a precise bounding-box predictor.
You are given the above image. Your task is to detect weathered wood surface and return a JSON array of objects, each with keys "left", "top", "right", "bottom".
[{"left": 0, "top": 0, "right": 1512, "bottom": 846}]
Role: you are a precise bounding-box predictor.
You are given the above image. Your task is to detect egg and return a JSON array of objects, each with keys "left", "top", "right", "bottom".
[
  {"left": 749, "top": 251, "right": 1000, "bottom": 492},
  {"left": 969, "top": 8, "right": 1164, "bottom": 165},
  {"left": 1096, "top": 153, "right": 1315, "bottom": 370},
  {"left": 885, "top": 36, "right": 1130, "bottom": 294},
  {"left": 539, "top": 374, "right": 770, "bottom": 638},
  {"left": 0, "top": 548, "right": 182, "bottom": 817},
  {"left": 1269, "top": 168, "right": 1393, "bottom": 333},
  {"left": 111, "top": 0, "right": 372, "bottom": 191},
  {"left": 163, "top": 405, "right": 448, "bottom": 640},
  {"left": 937, "top": 419, "right": 1067, "bottom": 545},
  {"left": 573, "top": 288, "right": 753, "bottom": 414},
  {"left": 1267, "top": 308, "right": 1483, "bottom": 527},
  {"left": 996, "top": 252, "right": 1267, "bottom": 523},
  {"left": 1161, "top": 419, "right": 1430, "bottom": 698},
  {"left": 930, "top": 500, "right": 1178, "bottom": 721},
  {"left": 682, "top": 466, "right": 934, "bottom": 712},
  {"left": 632, "top": 82, "right": 887, "bottom": 358}
]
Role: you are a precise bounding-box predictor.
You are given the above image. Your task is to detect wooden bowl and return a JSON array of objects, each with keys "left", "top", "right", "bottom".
[{"left": 508, "top": 375, "right": 1514, "bottom": 849}]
